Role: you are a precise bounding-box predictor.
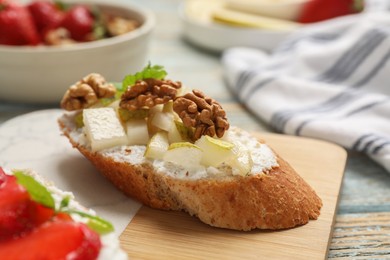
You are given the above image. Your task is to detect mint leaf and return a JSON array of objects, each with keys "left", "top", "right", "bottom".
[
  {"left": 13, "top": 171, "right": 114, "bottom": 235},
  {"left": 14, "top": 171, "right": 55, "bottom": 209},
  {"left": 64, "top": 210, "right": 114, "bottom": 235},
  {"left": 87, "top": 216, "right": 115, "bottom": 235},
  {"left": 60, "top": 196, "right": 71, "bottom": 210},
  {"left": 121, "top": 63, "right": 167, "bottom": 91},
  {"left": 122, "top": 72, "right": 141, "bottom": 90},
  {"left": 112, "top": 82, "right": 122, "bottom": 91}
]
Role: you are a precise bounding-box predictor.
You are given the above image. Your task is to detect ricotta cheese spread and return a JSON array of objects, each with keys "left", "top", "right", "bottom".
[{"left": 70, "top": 127, "right": 278, "bottom": 180}]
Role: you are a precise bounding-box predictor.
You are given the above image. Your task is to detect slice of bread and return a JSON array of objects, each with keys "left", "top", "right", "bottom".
[{"left": 58, "top": 112, "right": 322, "bottom": 231}]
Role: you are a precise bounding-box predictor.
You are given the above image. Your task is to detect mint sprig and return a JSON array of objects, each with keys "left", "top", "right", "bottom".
[
  {"left": 121, "top": 63, "right": 167, "bottom": 91},
  {"left": 96, "top": 64, "right": 167, "bottom": 107},
  {"left": 60, "top": 196, "right": 71, "bottom": 209},
  {"left": 14, "top": 171, "right": 114, "bottom": 235},
  {"left": 14, "top": 171, "right": 55, "bottom": 209},
  {"left": 64, "top": 210, "right": 114, "bottom": 235}
]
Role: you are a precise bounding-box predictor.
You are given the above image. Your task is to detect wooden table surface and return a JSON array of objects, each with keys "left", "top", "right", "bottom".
[{"left": 1, "top": 0, "right": 390, "bottom": 258}]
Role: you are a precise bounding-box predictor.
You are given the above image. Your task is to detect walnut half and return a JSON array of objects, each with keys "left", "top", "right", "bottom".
[
  {"left": 61, "top": 73, "right": 116, "bottom": 111},
  {"left": 105, "top": 15, "right": 139, "bottom": 36},
  {"left": 120, "top": 78, "right": 182, "bottom": 111},
  {"left": 173, "top": 90, "right": 229, "bottom": 141}
]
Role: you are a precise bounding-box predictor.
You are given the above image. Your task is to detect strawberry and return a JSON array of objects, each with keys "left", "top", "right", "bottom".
[
  {"left": 61, "top": 5, "right": 94, "bottom": 41},
  {"left": 297, "top": 0, "right": 364, "bottom": 24},
  {"left": 28, "top": 0, "right": 64, "bottom": 37},
  {"left": 0, "top": 169, "right": 54, "bottom": 241},
  {"left": 0, "top": 220, "right": 102, "bottom": 260},
  {"left": 0, "top": 0, "right": 40, "bottom": 46},
  {"left": 0, "top": 168, "right": 107, "bottom": 258},
  {"left": 30, "top": 203, "right": 55, "bottom": 226},
  {"left": 0, "top": 171, "right": 32, "bottom": 240}
]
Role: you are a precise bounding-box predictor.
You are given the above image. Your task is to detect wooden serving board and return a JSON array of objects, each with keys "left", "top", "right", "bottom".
[{"left": 119, "top": 133, "right": 347, "bottom": 259}]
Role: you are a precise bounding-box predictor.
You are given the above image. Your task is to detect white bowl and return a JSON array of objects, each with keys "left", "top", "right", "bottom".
[
  {"left": 0, "top": 1, "right": 155, "bottom": 104},
  {"left": 180, "top": 0, "right": 301, "bottom": 53},
  {"left": 226, "top": 0, "right": 310, "bottom": 21}
]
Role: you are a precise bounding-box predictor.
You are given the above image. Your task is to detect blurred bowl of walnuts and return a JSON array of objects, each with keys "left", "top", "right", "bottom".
[{"left": 0, "top": 0, "right": 155, "bottom": 104}]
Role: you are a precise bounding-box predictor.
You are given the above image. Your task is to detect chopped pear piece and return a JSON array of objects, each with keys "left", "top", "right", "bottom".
[
  {"left": 145, "top": 132, "right": 169, "bottom": 160},
  {"left": 162, "top": 101, "right": 174, "bottom": 113},
  {"left": 98, "top": 97, "right": 117, "bottom": 107},
  {"left": 74, "top": 112, "right": 84, "bottom": 128},
  {"left": 195, "top": 135, "right": 235, "bottom": 167},
  {"left": 221, "top": 130, "right": 254, "bottom": 174},
  {"left": 126, "top": 119, "right": 149, "bottom": 145},
  {"left": 228, "top": 142, "right": 253, "bottom": 175},
  {"left": 162, "top": 101, "right": 180, "bottom": 121},
  {"left": 174, "top": 120, "right": 194, "bottom": 141},
  {"left": 83, "top": 107, "right": 128, "bottom": 152},
  {"left": 163, "top": 142, "right": 203, "bottom": 168},
  {"left": 163, "top": 100, "right": 180, "bottom": 121},
  {"left": 147, "top": 115, "right": 159, "bottom": 136},
  {"left": 118, "top": 108, "right": 149, "bottom": 122},
  {"left": 168, "top": 121, "right": 183, "bottom": 143},
  {"left": 149, "top": 104, "right": 163, "bottom": 115},
  {"left": 151, "top": 111, "right": 174, "bottom": 132},
  {"left": 107, "top": 99, "right": 120, "bottom": 109}
]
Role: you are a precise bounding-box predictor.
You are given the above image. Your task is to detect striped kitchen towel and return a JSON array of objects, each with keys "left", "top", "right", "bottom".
[{"left": 221, "top": 11, "right": 390, "bottom": 173}]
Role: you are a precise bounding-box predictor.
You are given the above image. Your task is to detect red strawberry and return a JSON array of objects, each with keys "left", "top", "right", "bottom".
[
  {"left": 0, "top": 168, "right": 103, "bottom": 258},
  {"left": 30, "top": 203, "right": 55, "bottom": 226},
  {"left": 61, "top": 5, "right": 94, "bottom": 41},
  {"left": 298, "top": 0, "right": 364, "bottom": 24},
  {"left": 0, "top": 172, "right": 32, "bottom": 240},
  {"left": 0, "top": 220, "right": 102, "bottom": 260},
  {"left": 0, "top": 0, "right": 40, "bottom": 45},
  {"left": 28, "top": 0, "right": 64, "bottom": 36},
  {"left": 0, "top": 169, "right": 54, "bottom": 241}
]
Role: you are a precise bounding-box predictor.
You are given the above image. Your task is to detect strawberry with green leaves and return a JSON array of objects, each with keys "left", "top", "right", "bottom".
[
  {"left": 298, "top": 0, "right": 364, "bottom": 24},
  {"left": 0, "top": 219, "right": 102, "bottom": 260},
  {"left": 0, "top": 168, "right": 54, "bottom": 240},
  {"left": 28, "top": 0, "right": 64, "bottom": 38},
  {"left": 0, "top": 168, "right": 114, "bottom": 259},
  {"left": 0, "top": 0, "right": 40, "bottom": 46},
  {"left": 61, "top": 4, "right": 94, "bottom": 41}
]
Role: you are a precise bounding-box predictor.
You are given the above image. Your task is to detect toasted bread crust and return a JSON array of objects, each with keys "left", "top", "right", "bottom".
[{"left": 59, "top": 118, "right": 322, "bottom": 231}]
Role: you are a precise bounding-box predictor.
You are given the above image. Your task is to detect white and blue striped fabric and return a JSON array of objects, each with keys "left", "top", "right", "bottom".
[{"left": 222, "top": 11, "right": 390, "bottom": 173}]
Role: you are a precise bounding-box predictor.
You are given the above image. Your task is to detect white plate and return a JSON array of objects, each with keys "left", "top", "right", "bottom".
[
  {"left": 179, "top": 0, "right": 297, "bottom": 53},
  {"left": 0, "top": 109, "right": 141, "bottom": 235}
]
